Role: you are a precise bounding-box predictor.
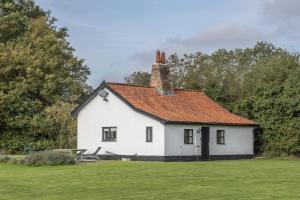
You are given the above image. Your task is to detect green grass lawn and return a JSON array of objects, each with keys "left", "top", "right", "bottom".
[{"left": 0, "top": 159, "right": 299, "bottom": 200}]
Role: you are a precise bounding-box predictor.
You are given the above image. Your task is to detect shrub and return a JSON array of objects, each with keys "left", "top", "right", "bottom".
[
  {"left": 9, "top": 158, "right": 21, "bottom": 164},
  {"left": 0, "top": 156, "right": 10, "bottom": 163},
  {"left": 24, "top": 150, "right": 75, "bottom": 166}
]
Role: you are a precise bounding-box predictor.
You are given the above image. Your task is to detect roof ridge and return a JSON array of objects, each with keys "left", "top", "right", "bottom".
[
  {"left": 106, "top": 82, "right": 153, "bottom": 88},
  {"left": 173, "top": 87, "right": 203, "bottom": 92},
  {"left": 107, "top": 82, "right": 206, "bottom": 93}
]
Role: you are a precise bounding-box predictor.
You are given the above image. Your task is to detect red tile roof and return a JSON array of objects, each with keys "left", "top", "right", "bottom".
[{"left": 106, "top": 82, "right": 257, "bottom": 126}]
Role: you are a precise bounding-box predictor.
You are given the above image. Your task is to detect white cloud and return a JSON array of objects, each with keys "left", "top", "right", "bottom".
[
  {"left": 129, "top": 23, "right": 266, "bottom": 71},
  {"left": 130, "top": 0, "right": 300, "bottom": 66},
  {"left": 163, "top": 23, "right": 264, "bottom": 52},
  {"left": 263, "top": 0, "right": 300, "bottom": 38},
  {"left": 264, "top": 0, "right": 300, "bottom": 22},
  {"left": 130, "top": 50, "right": 156, "bottom": 70}
]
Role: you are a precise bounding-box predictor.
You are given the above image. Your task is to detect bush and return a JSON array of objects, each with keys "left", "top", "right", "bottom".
[
  {"left": 24, "top": 150, "right": 75, "bottom": 166},
  {"left": 0, "top": 156, "right": 10, "bottom": 163},
  {"left": 9, "top": 158, "right": 21, "bottom": 164}
]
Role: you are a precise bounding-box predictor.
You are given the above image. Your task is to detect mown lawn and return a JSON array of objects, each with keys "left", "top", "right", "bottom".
[{"left": 0, "top": 159, "right": 299, "bottom": 200}]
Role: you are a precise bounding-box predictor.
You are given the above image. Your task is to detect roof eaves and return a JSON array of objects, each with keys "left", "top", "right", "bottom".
[{"left": 165, "top": 121, "right": 258, "bottom": 127}]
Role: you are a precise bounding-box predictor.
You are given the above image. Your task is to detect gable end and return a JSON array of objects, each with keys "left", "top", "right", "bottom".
[{"left": 71, "top": 81, "right": 167, "bottom": 124}]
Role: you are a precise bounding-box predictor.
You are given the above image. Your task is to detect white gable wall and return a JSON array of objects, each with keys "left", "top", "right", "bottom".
[
  {"left": 165, "top": 124, "right": 254, "bottom": 156},
  {"left": 77, "top": 89, "right": 165, "bottom": 155}
]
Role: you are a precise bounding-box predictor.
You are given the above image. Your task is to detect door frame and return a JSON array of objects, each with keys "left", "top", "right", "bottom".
[{"left": 201, "top": 126, "right": 210, "bottom": 160}]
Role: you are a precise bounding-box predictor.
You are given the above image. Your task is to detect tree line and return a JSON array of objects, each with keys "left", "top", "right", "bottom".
[{"left": 126, "top": 42, "right": 300, "bottom": 156}]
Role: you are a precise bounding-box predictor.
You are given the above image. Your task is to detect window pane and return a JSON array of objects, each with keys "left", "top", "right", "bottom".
[
  {"left": 146, "top": 127, "right": 152, "bottom": 142},
  {"left": 184, "top": 129, "right": 193, "bottom": 144},
  {"left": 112, "top": 131, "right": 116, "bottom": 141},
  {"left": 217, "top": 130, "right": 225, "bottom": 144},
  {"left": 106, "top": 132, "right": 111, "bottom": 141},
  {"left": 184, "top": 135, "right": 188, "bottom": 144},
  {"left": 111, "top": 127, "right": 117, "bottom": 132},
  {"left": 104, "top": 131, "right": 108, "bottom": 140}
]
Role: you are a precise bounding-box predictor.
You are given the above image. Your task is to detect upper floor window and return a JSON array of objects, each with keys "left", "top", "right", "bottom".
[
  {"left": 146, "top": 127, "right": 153, "bottom": 142},
  {"left": 184, "top": 129, "right": 193, "bottom": 144},
  {"left": 216, "top": 130, "right": 225, "bottom": 144},
  {"left": 102, "top": 127, "right": 117, "bottom": 142}
]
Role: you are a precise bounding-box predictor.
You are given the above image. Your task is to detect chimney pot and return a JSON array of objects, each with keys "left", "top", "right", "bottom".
[
  {"left": 156, "top": 50, "right": 161, "bottom": 63},
  {"left": 161, "top": 52, "right": 166, "bottom": 64}
]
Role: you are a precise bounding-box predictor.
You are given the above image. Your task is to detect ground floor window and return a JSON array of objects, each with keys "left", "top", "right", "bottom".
[
  {"left": 184, "top": 129, "right": 193, "bottom": 144},
  {"left": 102, "top": 127, "right": 117, "bottom": 142},
  {"left": 146, "top": 127, "right": 153, "bottom": 142},
  {"left": 217, "top": 130, "right": 225, "bottom": 144}
]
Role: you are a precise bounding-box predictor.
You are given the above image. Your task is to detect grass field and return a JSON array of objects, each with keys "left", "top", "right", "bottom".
[{"left": 0, "top": 159, "right": 299, "bottom": 200}]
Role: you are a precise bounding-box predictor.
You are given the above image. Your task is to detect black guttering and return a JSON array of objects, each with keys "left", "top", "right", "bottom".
[{"left": 165, "top": 121, "right": 258, "bottom": 127}]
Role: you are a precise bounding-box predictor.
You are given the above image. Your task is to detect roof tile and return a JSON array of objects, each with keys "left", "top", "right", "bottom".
[{"left": 106, "top": 82, "right": 257, "bottom": 126}]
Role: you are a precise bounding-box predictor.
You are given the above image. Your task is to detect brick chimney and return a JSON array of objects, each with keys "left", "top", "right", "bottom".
[{"left": 150, "top": 50, "right": 174, "bottom": 95}]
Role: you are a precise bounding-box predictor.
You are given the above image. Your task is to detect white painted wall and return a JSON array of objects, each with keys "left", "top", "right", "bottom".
[
  {"left": 164, "top": 125, "right": 201, "bottom": 156},
  {"left": 165, "top": 124, "right": 254, "bottom": 156},
  {"left": 77, "top": 88, "right": 165, "bottom": 156},
  {"left": 209, "top": 126, "right": 253, "bottom": 155}
]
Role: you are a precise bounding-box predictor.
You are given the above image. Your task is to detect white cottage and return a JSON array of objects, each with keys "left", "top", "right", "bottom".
[{"left": 72, "top": 51, "right": 258, "bottom": 161}]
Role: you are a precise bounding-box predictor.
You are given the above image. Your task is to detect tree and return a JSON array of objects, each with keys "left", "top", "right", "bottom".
[
  {"left": 0, "top": 0, "right": 91, "bottom": 153},
  {"left": 125, "top": 71, "right": 151, "bottom": 86},
  {"left": 31, "top": 101, "right": 77, "bottom": 149},
  {"left": 237, "top": 53, "right": 300, "bottom": 155}
]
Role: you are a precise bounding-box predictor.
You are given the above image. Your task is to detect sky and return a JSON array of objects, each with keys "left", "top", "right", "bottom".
[{"left": 35, "top": 0, "right": 300, "bottom": 87}]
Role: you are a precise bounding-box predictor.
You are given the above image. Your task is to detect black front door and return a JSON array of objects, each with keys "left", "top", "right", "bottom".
[{"left": 201, "top": 127, "right": 210, "bottom": 160}]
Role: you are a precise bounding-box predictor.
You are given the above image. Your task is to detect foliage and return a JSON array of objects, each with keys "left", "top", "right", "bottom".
[
  {"left": 125, "top": 71, "right": 151, "bottom": 86},
  {"left": 238, "top": 53, "right": 300, "bottom": 156},
  {"left": 0, "top": 155, "right": 10, "bottom": 163},
  {"left": 126, "top": 42, "right": 300, "bottom": 156},
  {"left": 24, "top": 150, "right": 75, "bottom": 166},
  {"left": 30, "top": 101, "right": 77, "bottom": 149},
  {"left": 0, "top": 155, "right": 25, "bottom": 164},
  {"left": 0, "top": 0, "right": 91, "bottom": 153}
]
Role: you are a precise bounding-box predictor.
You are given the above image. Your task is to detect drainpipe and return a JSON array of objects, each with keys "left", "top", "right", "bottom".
[{"left": 195, "top": 127, "right": 201, "bottom": 160}]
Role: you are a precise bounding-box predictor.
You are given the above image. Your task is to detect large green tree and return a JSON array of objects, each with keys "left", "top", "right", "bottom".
[
  {"left": 237, "top": 53, "right": 300, "bottom": 156},
  {"left": 0, "top": 0, "right": 91, "bottom": 153}
]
